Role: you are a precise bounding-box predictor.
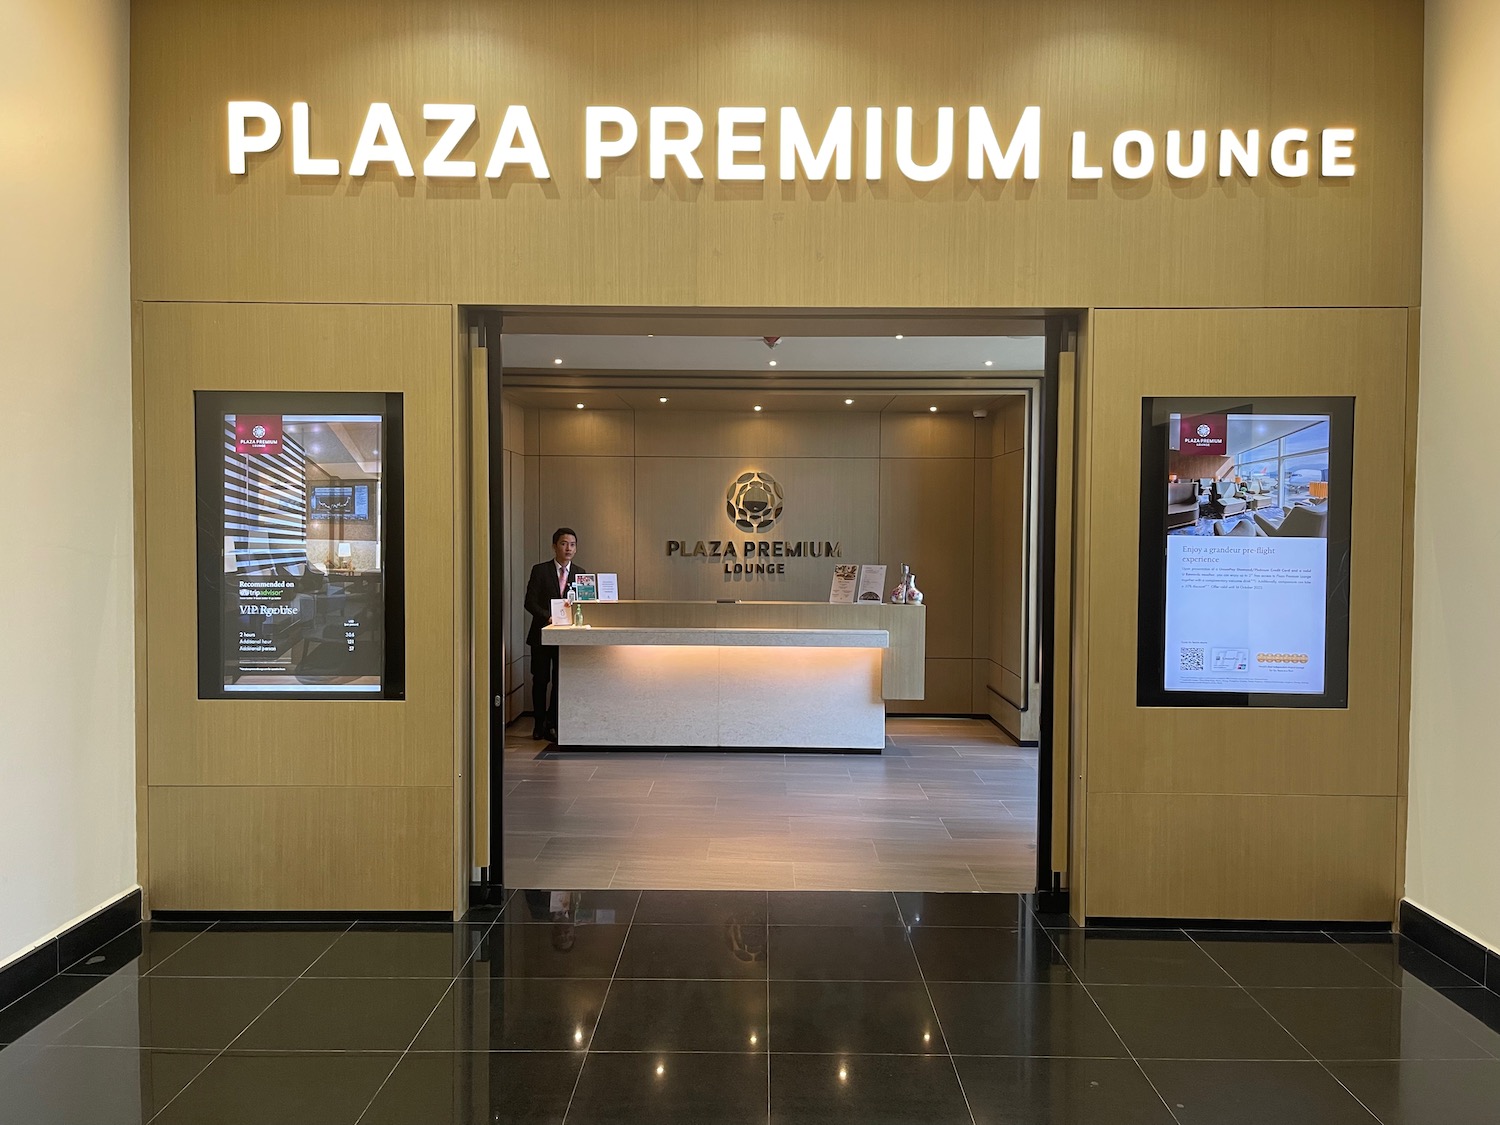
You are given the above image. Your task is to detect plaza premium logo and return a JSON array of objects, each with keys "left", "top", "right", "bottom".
[
  {"left": 1180, "top": 414, "right": 1227, "bottom": 455},
  {"left": 664, "top": 470, "right": 840, "bottom": 576},
  {"left": 726, "top": 471, "right": 784, "bottom": 533},
  {"left": 235, "top": 415, "right": 283, "bottom": 455}
]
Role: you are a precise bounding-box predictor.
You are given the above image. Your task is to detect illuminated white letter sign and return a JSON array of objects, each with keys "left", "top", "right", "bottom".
[
  {"left": 585, "top": 106, "right": 637, "bottom": 180},
  {"left": 228, "top": 101, "right": 282, "bottom": 174},
  {"left": 967, "top": 105, "right": 1040, "bottom": 181},
  {"left": 224, "top": 101, "right": 1361, "bottom": 191}
]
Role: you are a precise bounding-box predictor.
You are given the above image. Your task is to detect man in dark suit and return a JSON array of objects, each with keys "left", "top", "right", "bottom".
[{"left": 523, "top": 527, "right": 581, "bottom": 741}]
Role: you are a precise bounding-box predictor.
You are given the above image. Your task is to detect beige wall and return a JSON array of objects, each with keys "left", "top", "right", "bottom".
[
  {"left": 0, "top": 0, "right": 136, "bottom": 967},
  {"left": 1407, "top": 0, "right": 1500, "bottom": 952},
  {"left": 506, "top": 403, "right": 1028, "bottom": 715},
  {"left": 137, "top": 303, "right": 461, "bottom": 911},
  {"left": 1080, "top": 309, "right": 1413, "bottom": 921},
  {"left": 983, "top": 399, "right": 1034, "bottom": 742},
  {"left": 130, "top": 0, "right": 1420, "bottom": 310}
]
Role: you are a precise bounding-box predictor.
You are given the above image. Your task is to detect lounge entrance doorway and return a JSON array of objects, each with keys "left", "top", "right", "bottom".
[{"left": 479, "top": 312, "right": 1061, "bottom": 895}]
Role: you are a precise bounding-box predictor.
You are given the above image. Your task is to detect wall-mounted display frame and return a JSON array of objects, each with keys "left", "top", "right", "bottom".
[
  {"left": 1137, "top": 396, "right": 1354, "bottom": 709},
  {"left": 194, "top": 390, "right": 406, "bottom": 699}
]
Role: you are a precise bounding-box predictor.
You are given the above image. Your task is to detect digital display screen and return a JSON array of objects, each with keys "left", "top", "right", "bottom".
[
  {"left": 196, "top": 393, "right": 405, "bottom": 700},
  {"left": 1138, "top": 397, "right": 1352, "bottom": 708},
  {"left": 310, "top": 484, "right": 370, "bottom": 521}
]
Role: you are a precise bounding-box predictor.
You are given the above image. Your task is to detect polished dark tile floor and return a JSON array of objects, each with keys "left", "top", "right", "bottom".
[{"left": 1, "top": 894, "right": 1498, "bottom": 1123}]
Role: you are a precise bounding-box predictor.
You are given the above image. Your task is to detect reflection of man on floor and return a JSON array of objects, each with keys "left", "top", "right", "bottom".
[{"left": 523, "top": 527, "right": 581, "bottom": 742}]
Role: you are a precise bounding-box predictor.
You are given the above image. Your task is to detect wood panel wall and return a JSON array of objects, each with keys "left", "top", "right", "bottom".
[
  {"left": 503, "top": 403, "right": 1026, "bottom": 714},
  {"left": 129, "top": 0, "right": 1422, "bottom": 310},
  {"left": 983, "top": 399, "right": 1031, "bottom": 740},
  {"left": 1079, "top": 309, "right": 1412, "bottom": 921},
  {"left": 127, "top": 0, "right": 1424, "bottom": 920},
  {"left": 138, "top": 303, "right": 459, "bottom": 911}
]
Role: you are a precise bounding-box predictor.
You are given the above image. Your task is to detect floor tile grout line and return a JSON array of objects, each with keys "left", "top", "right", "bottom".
[
  {"left": 557, "top": 888, "right": 643, "bottom": 1124},
  {"left": 903, "top": 906, "right": 978, "bottom": 1125},
  {"left": 1179, "top": 930, "right": 1387, "bottom": 1124},
  {"left": 766, "top": 899, "right": 773, "bottom": 1125},
  {"left": 348, "top": 914, "right": 500, "bottom": 1125},
  {"left": 1049, "top": 925, "right": 1189, "bottom": 1125},
  {"left": 145, "top": 917, "right": 359, "bottom": 1125}
]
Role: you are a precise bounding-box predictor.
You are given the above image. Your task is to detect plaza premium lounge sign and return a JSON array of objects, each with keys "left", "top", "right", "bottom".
[{"left": 227, "top": 102, "right": 1357, "bottom": 184}]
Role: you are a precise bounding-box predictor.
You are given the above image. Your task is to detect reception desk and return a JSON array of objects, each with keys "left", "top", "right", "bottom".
[{"left": 541, "top": 620, "right": 897, "bottom": 750}]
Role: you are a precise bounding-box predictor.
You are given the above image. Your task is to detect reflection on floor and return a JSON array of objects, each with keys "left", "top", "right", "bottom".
[
  {"left": 502, "top": 717, "right": 1038, "bottom": 892},
  {"left": 2, "top": 893, "right": 1499, "bottom": 1124}
]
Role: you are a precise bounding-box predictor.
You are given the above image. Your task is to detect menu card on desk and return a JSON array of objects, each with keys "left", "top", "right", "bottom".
[
  {"left": 549, "top": 599, "right": 570, "bottom": 626},
  {"left": 572, "top": 573, "right": 598, "bottom": 601},
  {"left": 596, "top": 573, "right": 619, "bottom": 601},
  {"left": 856, "top": 565, "right": 887, "bottom": 603},
  {"left": 829, "top": 564, "right": 859, "bottom": 603}
]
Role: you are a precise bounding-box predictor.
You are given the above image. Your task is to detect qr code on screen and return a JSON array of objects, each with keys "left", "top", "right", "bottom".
[{"left": 1179, "top": 646, "right": 1206, "bottom": 671}]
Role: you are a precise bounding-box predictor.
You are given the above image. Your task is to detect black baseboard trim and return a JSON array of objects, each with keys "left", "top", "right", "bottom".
[
  {"left": 1087, "top": 915, "right": 1392, "bottom": 933},
  {"left": 150, "top": 909, "right": 452, "bottom": 924},
  {"left": 0, "top": 888, "right": 141, "bottom": 1012},
  {"left": 1400, "top": 900, "right": 1497, "bottom": 991}
]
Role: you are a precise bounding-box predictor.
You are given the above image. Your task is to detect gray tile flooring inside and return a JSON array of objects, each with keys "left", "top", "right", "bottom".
[{"left": 502, "top": 717, "right": 1038, "bottom": 892}]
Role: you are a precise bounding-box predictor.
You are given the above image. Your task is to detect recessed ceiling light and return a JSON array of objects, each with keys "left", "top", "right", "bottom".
[
  {"left": 659, "top": 397, "right": 668, "bottom": 403},
  {"left": 575, "top": 403, "right": 584, "bottom": 409},
  {"left": 844, "top": 398, "right": 854, "bottom": 405},
  {"left": 984, "top": 360, "right": 994, "bottom": 367},
  {"left": 754, "top": 405, "right": 763, "bottom": 412},
  {"left": 929, "top": 406, "right": 938, "bottom": 412},
  {"left": 769, "top": 360, "right": 778, "bottom": 367},
  {"left": 895, "top": 334, "right": 904, "bottom": 340},
  {"left": 553, "top": 357, "right": 563, "bottom": 365}
]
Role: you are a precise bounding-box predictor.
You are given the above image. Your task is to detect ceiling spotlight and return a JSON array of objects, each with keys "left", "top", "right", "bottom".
[
  {"left": 984, "top": 360, "right": 994, "bottom": 367},
  {"left": 929, "top": 406, "right": 938, "bottom": 413},
  {"left": 655, "top": 1065, "right": 665, "bottom": 1077},
  {"left": 576, "top": 403, "right": 585, "bottom": 409},
  {"left": 659, "top": 397, "right": 668, "bottom": 403},
  {"left": 844, "top": 398, "right": 854, "bottom": 405},
  {"left": 769, "top": 360, "right": 778, "bottom": 367},
  {"left": 895, "top": 334, "right": 905, "bottom": 340},
  {"left": 553, "top": 357, "right": 563, "bottom": 365},
  {"left": 754, "top": 405, "right": 763, "bottom": 412}
]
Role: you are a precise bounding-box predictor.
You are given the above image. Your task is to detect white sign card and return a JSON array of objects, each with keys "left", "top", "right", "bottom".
[
  {"left": 549, "top": 599, "right": 570, "bottom": 626},
  {"left": 829, "top": 564, "right": 859, "bottom": 603},
  {"left": 597, "top": 573, "right": 619, "bottom": 601},
  {"left": 856, "top": 565, "right": 887, "bottom": 603}
]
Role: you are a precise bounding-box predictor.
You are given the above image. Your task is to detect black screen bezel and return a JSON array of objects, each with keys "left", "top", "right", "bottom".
[
  {"left": 194, "top": 390, "right": 406, "bottom": 701},
  {"left": 1136, "top": 395, "right": 1354, "bottom": 710}
]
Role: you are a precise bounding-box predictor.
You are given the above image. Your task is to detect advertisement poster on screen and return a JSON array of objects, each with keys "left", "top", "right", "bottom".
[
  {"left": 194, "top": 393, "right": 403, "bottom": 700},
  {"left": 1138, "top": 398, "right": 1352, "bottom": 708}
]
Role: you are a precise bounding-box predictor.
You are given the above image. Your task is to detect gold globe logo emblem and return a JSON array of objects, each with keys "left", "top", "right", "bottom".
[{"left": 726, "top": 471, "right": 784, "bottom": 533}]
